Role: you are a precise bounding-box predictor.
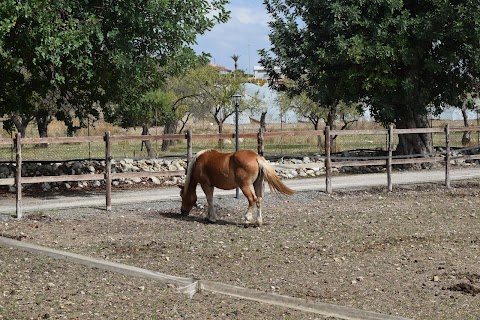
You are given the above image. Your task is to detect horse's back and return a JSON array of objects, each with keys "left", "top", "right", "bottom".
[
  {"left": 197, "top": 149, "right": 258, "bottom": 166},
  {"left": 194, "top": 149, "right": 260, "bottom": 189}
]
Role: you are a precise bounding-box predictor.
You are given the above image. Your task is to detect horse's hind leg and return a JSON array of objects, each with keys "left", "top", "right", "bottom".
[
  {"left": 240, "top": 185, "right": 257, "bottom": 226},
  {"left": 253, "top": 174, "right": 264, "bottom": 226},
  {"left": 201, "top": 184, "right": 216, "bottom": 223}
]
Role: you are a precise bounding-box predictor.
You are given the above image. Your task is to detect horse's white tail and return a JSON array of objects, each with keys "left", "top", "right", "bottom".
[{"left": 257, "top": 157, "right": 295, "bottom": 195}]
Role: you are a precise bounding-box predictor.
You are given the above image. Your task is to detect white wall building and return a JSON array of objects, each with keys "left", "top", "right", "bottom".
[{"left": 253, "top": 66, "right": 282, "bottom": 81}]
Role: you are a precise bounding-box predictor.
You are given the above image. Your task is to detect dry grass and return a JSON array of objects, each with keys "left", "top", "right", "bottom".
[{"left": 0, "top": 118, "right": 479, "bottom": 161}]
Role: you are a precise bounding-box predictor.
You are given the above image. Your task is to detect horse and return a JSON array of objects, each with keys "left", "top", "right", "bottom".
[{"left": 178, "top": 149, "right": 294, "bottom": 226}]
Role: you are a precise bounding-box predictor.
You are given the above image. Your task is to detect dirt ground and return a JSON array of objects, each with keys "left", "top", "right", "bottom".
[{"left": 1, "top": 180, "right": 480, "bottom": 320}]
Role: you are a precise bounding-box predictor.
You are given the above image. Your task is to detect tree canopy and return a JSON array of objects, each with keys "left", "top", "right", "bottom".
[
  {"left": 0, "top": 0, "right": 229, "bottom": 136},
  {"left": 175, "top": 65, "right": 255, "bottom": 145},
  {"left": 260, "top": 0, "right": 480, "bottom": 155}
]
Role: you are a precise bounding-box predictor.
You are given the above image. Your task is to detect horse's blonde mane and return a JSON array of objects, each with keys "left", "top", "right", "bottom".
[{"left": 183, "top": 149, "right": 211, "bottom": 196}]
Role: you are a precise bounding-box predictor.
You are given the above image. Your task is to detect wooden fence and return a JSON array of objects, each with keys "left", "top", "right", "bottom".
[
  {"left": 324, "top": 124, "right": 480, "bottom": 193},
  {"left": 1, "top": 125, "right": 479, "bottom": 219}
]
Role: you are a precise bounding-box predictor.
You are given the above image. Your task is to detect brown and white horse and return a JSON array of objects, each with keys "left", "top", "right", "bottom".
[{"left": 179, "top": 149, "right": 294, "bottom": 226}]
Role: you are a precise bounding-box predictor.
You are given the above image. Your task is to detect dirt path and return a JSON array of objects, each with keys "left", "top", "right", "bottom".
[
  {"left": 1, "top": 181, "right": 480, "bottom": 319},
  {"left": 1, "top": 167, "right": 480, "bottom": 216}
]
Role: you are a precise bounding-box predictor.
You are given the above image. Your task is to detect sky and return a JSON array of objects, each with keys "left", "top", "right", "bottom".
[{"left": 192, "top": 0, "right": 271, "bottom": 75}]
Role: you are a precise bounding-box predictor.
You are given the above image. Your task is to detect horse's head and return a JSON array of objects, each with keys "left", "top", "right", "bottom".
[{"left": 178, "top": 184, "right": 197, "bottom": 215}]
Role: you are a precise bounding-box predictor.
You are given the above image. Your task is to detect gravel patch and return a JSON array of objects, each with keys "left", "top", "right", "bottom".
[{"left": 1, "top": 181, "right": 480, "bottom": 319}]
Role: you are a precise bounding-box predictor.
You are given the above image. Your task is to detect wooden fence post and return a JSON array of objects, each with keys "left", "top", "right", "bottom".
[
  {"left": 387, "top": 124, "right": 393, "bottom": 192},
  {"left": 325, "top": 126, "right": 332, "bottom": 194},
  {"left": 15, "top": 133, "right": 23, "bottom": 219},
  {"left": 105, "top": 131, "right": 112, "bottom": 211},
  {"left": 257, "top": 128, "right": 264, "bottom": 156},
  {"left": 445, "top": 124, "right": 451, "bottom": 188}
]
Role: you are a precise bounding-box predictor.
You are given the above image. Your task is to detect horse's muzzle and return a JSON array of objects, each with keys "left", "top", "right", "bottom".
[{"left": 180, "top": 208, "right": 189, "bottom": 216}]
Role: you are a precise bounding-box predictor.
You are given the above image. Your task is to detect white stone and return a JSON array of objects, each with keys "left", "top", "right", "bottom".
[{"left": 149, "top": 176, "right": 161, "bottom": 185}]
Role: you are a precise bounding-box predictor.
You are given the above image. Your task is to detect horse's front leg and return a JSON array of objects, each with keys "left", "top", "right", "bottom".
[{"left": 201, "top": 184, "right": 216, "bottom": 223}]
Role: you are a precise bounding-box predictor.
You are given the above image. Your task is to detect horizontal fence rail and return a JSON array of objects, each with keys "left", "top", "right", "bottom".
[
  {"left": 324, "top": 124, "right": 480, "bottom": 192},
  {"left": 2, "top": 124, "right": 480, "bottom": 218}
]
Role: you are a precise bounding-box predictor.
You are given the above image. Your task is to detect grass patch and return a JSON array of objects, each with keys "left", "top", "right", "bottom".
[{"left": 0, "top": 119, "right": 479, "bottom": 161}]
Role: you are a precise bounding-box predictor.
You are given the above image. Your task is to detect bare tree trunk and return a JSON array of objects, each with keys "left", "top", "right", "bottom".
[
  {"left": 217, "top": 121, "right": 225, "bottom": 149},
  {"left": 260, "top": 111, "right": 267, "bottom": 132},
  {"left": 314, "top": 121, "right": 322, "bottom": 149},
  {"left": 461, "top": 105, "right": 471, "bottom": 146},
  {"left": 141, "top": 124, "right": 154, "bottom": 157},
  {"left": 326, "top": 108, "right": 337, "bottom": 153},
  {"left": 177, "top": 113, "right": 191, "bottom": 134},
  {"left": 161, "top": 122, "right": 177, "bottom": 151},
  {"left": 10, "top": 113, "right": 32, "bottom": 138}
]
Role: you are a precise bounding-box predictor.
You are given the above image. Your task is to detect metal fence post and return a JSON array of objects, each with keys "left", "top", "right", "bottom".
[
  {"left": 387, "top": 124, "right": 393, "bottom": 192},
  {"left": 325, "top": 126, "right": 332, "bottom": 194},
  {"left": 15, "top": 133, "right": 23, "bottom": 219},
  {"left": 105, "top": 131, "right": 112, "bottom": 210},
  {"left": 445, "top": 124, "right": 451, "bottom": 188}
]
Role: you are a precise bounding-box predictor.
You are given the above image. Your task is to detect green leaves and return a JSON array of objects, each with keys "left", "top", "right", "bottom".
[
  {"left": 262, "top": 0, "right": 480, "bottom": 127},
  {"left": 1, "top": 0, "right": 229, "bottom": 135}
]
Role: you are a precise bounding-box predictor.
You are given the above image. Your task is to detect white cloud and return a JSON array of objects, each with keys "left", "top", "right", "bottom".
[{"left": 231, "top": 5, "right": 270, "bottom": 27}]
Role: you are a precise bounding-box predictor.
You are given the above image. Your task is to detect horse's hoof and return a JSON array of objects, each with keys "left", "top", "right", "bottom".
[
  {"left": 205, "top": 217, "right": 216, "bottom": 224},
  {"left": 243, "top": 222, "right": 258, "bottom": 228}
]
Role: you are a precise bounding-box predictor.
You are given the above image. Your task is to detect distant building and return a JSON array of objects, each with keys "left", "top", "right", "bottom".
[
  {"left": 253, "top": 66, "right": 282, "bottom": 80},
  {"left": 209, "top": 63, "right": 232, "bottom": 74}
]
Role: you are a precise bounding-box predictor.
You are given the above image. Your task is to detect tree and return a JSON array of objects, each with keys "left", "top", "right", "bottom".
[
  {"left": 140, "top": 89, "right": 177, "bottom": 156},
  {"left": 261, "top": 0, "right": 480, "bottom": 156},
  {"left": 205, "top": 73, "right": 261, "bottom": 148},
  {"left": 0, "top": 0, "right": 229, "bottom": 139},
  {"left": 231, "top": 54, "right": 240, "bottom": 71},
  {"left": 446, "top": 90, "right": 479, "bottom": 146},
  {"left": 0, "top": 1, "right": 101, "bottom": 137},
  {"left": 276, "top": 88, "right": 361, "bottom": 149}
]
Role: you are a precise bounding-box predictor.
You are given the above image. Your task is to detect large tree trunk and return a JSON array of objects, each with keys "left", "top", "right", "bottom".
[
  {"left": 10, "top": 113, "right": 32, "bottom": 138},
  {"left": 395, "top": 113, "right": 433, "bottom": 160},
  {"left": 141, "top": 124, "right": 154, "bottom": 157},
  {"left": 36, "top": 110, "right": 53, "bottom": 148},
  {"left": 36, "top": 117, "right": 49, "bottom": 138},
  {"left": 161, "top": 122, "right": 177, "bottom": 151}
]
